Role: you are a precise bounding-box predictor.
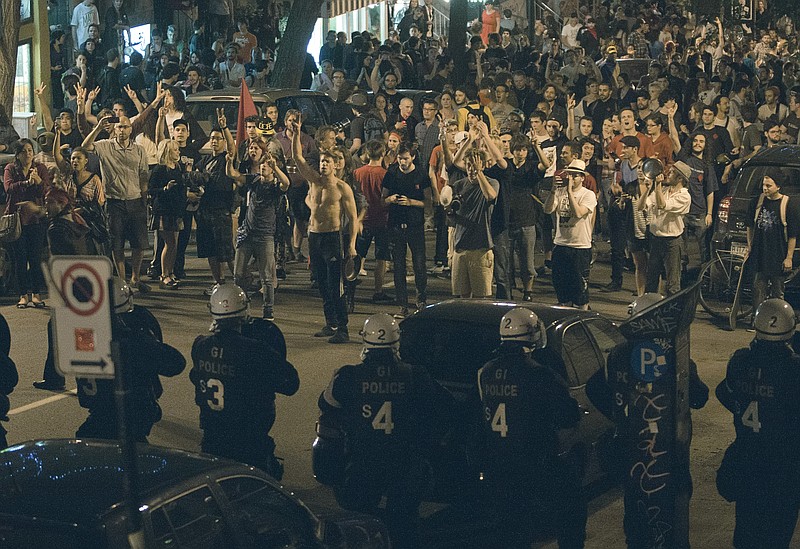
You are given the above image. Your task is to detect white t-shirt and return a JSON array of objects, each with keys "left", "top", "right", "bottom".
[
  {"left": 645, "top": 187, "right": 691, "bottom": 237},
  {"left": 553, "top": 185, "right": 597, "bottom": 248},
  {"left": 71, "top": 3, "right": 99, "bottom": 47}
]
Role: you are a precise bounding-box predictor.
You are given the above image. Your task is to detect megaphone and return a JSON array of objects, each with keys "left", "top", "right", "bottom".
[{"left": 440, "top": 185, "right": 453, "bottom": 207}]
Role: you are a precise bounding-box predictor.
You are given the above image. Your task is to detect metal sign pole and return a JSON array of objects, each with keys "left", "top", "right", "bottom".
[{"left": 109, "top": 279, "right": 146, "bottom": 549}]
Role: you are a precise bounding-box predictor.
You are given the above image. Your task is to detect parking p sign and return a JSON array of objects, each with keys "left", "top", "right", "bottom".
[
  {"left": 47, "top": 256, "right": 115, "bottom": 378},
  {"left": 630, "top": 340, "right": 670, "bottom": 382}
]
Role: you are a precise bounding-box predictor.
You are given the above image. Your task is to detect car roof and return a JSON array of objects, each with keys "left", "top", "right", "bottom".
[
  {"left": 0, "top": 439, "right": 247, "bottom": 525},
  {"left": 186, "top": 88, "right": 329, "bottom": 102},
  {"left": 404, "top": 299, "right": 599, "bottom": 330},
  {"left": 743, "top": 145, "right": 800, "bottom": 167}
]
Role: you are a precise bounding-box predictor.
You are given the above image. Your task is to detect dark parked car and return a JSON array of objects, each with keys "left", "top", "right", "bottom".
[
  {"left": 0, "top": 439, "right": 389, "bottom": 548},
  {"left": 711, "top": 145, "right": 800, "bottom": 309},
  {"left": 185, "top": 88, "right": 334, "bottom": 139},
  {"left": 314, "top": 299, "right": 622, "bottom": 503}
]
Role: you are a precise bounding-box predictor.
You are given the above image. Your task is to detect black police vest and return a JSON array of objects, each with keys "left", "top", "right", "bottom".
[
  {"left": 478, "top": 353, "right": 578, "bottom": 462},
  {"left": 190, "top": 331, "right": 294, "bottom": 436},
  {"left": 724, "top": 343, "right": 800, "bottom": 449},
  {"left": 331, "top": 355, "right": 419, "bottom": 447}
]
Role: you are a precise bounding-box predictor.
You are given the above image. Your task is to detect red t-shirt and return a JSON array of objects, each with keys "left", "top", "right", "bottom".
[{"left": 354, "top": 164, "right": 389, "bottom": 229}]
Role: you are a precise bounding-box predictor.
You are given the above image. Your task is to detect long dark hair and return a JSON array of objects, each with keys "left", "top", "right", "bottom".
[{"left": 165, "top": 85, "right": 187, "bottom": 113}]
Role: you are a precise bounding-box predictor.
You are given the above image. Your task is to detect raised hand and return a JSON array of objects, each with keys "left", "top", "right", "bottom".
[
  {"left": 34, "top": 83, "right": 47, "bottom": 97},
  {"left": 567, "top": 93, "right": 576, "bottom": 110},
  {"left": 123, "top": 84, "right": 137, "bottom": 101},
  {"left": 216, "top": 107, "right": 227, "bottom": 128},
  {"left": 89, "top": 86, "right": 101, "bottom": 100}
]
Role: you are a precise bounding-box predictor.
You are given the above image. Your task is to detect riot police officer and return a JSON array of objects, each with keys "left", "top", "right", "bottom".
[
  {"left": 477, "top": 307, "right": 585, "bottom": 549},
  {"left": 318, "top": 313, "right": 455, "bottom": 549},
  {"left": 76, "top": 279, "right": 186, "bottom": 441},
  {"left": 716, "top": 298, "right": 800, "bottom": 549},
  {"left": 191, "top": 284, "right": 299, "bottom": 480},
  {"left": 0, "top": 313, "right": 18, "bottom": 449}
]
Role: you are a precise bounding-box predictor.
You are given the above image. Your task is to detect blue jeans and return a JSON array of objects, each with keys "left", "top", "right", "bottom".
[
  {"left": 509, "top": 225, "right": 537, "bottom": 284},
  {"left": 234, "top": 237, "right": 275, "bottom": 315},
  {"left": 493, "top": 230, "right": 512, "bottom": 299}
]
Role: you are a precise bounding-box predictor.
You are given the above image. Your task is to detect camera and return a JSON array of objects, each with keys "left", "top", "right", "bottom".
[
  {"left": 449, "top": 195, "right": 462, "bottom": 213},
  {"left": 285, "top": 158, "right": 298, "bottom": 174},
  {"left": 333, "top": 119, "right": 351, "bottom": 133}
]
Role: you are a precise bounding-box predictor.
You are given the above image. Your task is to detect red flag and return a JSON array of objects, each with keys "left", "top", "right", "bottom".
[{"left": 236, "top": 78, "right": 258, "bottom": 147}]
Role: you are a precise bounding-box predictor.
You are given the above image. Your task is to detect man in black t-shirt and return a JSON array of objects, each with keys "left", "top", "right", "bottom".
[
  {"left": 746, "top": 168, "right": 800, "bottom": 313},
  {"left": 507, "top": 137, "right": 542, "bottom": 301},
  {"left": 381, "top": 144, "right": 428, "bottom": 317}
]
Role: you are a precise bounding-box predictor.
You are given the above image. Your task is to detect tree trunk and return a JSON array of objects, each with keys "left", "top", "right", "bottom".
[
  {"left": 448, "top": 0, "right": 469, "bottom": 86},
  {"left": 271, "top": 0, "right": 325, "bottom": 88},
  {"left": 0, "top": 0, "right": 21, "bottom": 117}
]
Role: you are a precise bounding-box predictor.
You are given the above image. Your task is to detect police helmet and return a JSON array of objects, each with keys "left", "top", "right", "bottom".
[
  {"left": 362, "top": 313, "right": 400, "bottom": 351},
  {"left": 113, "top": 278, "right": 133, "bottom": 314},
  {"left": 628, "top": 293, "right": 664, "bottom": 317},
  {"left": 754, "top": 298, "right": 796, "bottom": 342},
  {"left": 207, "top": 283, "right": 249, "bottom": 320},
  {"left": 500, "top": 307, "right": 547, "bottom": 350}
]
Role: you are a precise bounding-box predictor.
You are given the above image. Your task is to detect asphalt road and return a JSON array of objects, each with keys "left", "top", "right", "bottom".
[{"left": 2, "top": 242, "right": 796, "bottom": 547}]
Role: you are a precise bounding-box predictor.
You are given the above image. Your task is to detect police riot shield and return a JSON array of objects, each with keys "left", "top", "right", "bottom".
[{"left": 616, "top": 280, "right": 701, "bottom": 549}]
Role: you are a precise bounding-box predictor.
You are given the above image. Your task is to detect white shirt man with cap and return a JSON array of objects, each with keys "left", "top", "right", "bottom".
[
  {"left": 544, "top": 159, "right": 597, "bottom": 309},
  {"left": 638, "top": 160, "right": 692, "bottom": 295}
]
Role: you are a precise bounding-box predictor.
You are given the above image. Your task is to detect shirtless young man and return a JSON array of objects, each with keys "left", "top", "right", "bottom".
[{"left": 290, "top": 119, "right": 360, "bottom": 344}]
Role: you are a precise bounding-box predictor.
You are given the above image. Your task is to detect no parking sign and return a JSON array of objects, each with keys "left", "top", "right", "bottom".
[{"left": 47, "top": 256, "right": 115, "bottom": 378}]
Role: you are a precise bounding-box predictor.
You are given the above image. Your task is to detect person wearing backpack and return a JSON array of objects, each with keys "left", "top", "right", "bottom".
[
  {"left": 347, "top": 92, "right": 386, "bottom": 154},
  {"left": 746, "top": 167, "right": 800, "bottom": 314}
]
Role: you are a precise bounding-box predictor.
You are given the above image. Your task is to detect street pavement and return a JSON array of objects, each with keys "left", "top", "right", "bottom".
[{"left": 1, "top": 240, "right": 797, "bottom": 547}]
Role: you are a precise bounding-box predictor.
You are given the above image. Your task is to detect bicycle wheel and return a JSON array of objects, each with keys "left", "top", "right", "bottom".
[{"left": 699, "top": 254, "right": 752, "bottom": 320}]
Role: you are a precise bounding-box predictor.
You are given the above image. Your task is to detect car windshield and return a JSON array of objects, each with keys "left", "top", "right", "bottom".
[
  {"left": 739, "top": 165, "right": 800, "bottom": 198},
  {"left": 188, "top": 101, "right": 251, "bottom": 137}
]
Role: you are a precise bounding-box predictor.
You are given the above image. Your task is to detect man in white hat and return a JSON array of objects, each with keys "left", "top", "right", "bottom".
[
  {"left": 544, "top": 158, "right": 597, "bottom": 309},
  {"left": 637, "top": 160, "right": 691, "bottom": 295}
]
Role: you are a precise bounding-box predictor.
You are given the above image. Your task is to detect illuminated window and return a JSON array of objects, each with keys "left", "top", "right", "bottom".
[{"left": 14, "top": 42, "right": 32, "bottom": 114}]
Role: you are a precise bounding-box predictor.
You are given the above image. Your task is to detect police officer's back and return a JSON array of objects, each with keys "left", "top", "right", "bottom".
[
  {"left": 477, "top": 307, "right": 585, "bottom": 549},
  {"left": 75, "top": 280, "right": 185, "bottom": 442},
  {"left": 191, "top": 284, "right": 299, "bottom": 479},
  {"left": 716, "top": 298, "right": 800, "bottom": 549},
  {"left": 318, "top": 313, "right": 455, "bottom": 548}
]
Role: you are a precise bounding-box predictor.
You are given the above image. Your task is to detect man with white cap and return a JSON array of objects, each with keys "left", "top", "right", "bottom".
[
  {"left": 544, "top": 158, "right": 597, "bottom": 309},
  {"left": 637, "top": 161, "right": 691, "bottom": 295}
]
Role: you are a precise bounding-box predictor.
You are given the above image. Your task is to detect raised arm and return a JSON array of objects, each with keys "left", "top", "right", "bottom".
[
  {"left": 225, "top": 150, "right": 246, "bottom": 185},
  {"left": 370, "top": 63, "right": 381, "bottom": 94},
  {"left": 475, "top": 165, "right": 498, "bottom": 201},
  {"left": 82, "top": 115, "right": 112, "bottom": 150},
  {"left": 53, "top": 129, "right": 70, "bottom": 174},
  {"left": 124, "top": 84, "right": 145, "bottom": 115},
  {"left": 289, "top": 120, "right": 321, "bottom": 185},
  {"left": 478, "top": 121, "right": 507, "bottom": 169},
  {"left": 215, "top": 108, "right": 236, "bottom": 160},
  {"left": 566, "top": 93, "right": 577, "bottom": 139},
  {"left": 34, "top": 83, "right": 54, "bottom": 133},
  {"left": 266, "top": 154, "right": 290, "bottom": 192}
]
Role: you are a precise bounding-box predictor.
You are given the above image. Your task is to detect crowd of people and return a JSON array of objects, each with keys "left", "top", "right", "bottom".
[
  {"left": 2, "top": 0, "right": 796, "bottom": 325},
  {"left": 3, "top": 0, "right": 800, "bottom": 545}
]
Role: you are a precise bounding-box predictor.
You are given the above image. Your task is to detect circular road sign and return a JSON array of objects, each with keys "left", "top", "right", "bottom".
[{"left": 60, "top": 262, "right": 106, "bottom": 317}]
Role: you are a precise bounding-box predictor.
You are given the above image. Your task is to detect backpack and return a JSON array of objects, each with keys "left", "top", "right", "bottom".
[
  {"left": 754, "top": 193, "right": 790, "bottom": 242},
  {"left": 362, "top": 114, "right": 386, "bottom": 144}
]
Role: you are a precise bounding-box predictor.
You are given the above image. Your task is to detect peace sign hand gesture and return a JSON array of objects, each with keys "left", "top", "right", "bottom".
[{"left": 216, "top": 108, "right": 227, "bottom": 128}]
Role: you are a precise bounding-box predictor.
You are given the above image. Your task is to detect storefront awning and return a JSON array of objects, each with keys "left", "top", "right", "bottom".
[{"left": 326, "top": 0, "right": 375, "bottom": 18}]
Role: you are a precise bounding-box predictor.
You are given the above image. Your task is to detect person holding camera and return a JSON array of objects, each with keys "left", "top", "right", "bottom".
[
  {"left": 446, "top": 147, "right": 499, "bottom": 298},
  {"left": 544, "top": 159, "right": 597, "bottom": 309}
]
